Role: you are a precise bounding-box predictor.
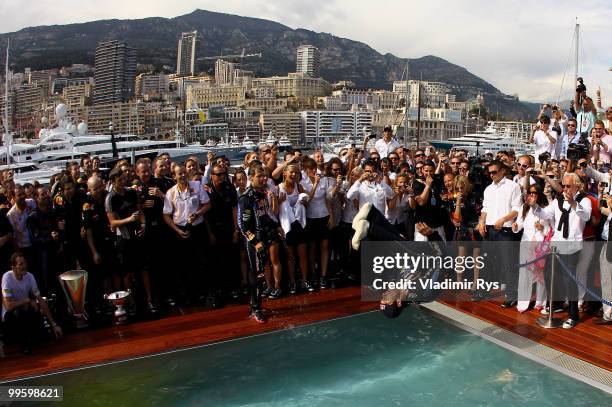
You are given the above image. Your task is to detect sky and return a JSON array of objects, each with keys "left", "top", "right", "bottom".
[{"left": 1, "top": 0, "right": 610, "bottom": 105}]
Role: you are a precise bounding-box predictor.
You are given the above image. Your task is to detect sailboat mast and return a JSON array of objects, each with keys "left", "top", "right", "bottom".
[
  {"left": 574, "top": 20, "right": 579, "bottom": 86},
  {"left": 3, "top": 39, "right": 9, "bottom": 142},
  {"left": 404, "top": 60, "right": 409, "bottom": 145}
]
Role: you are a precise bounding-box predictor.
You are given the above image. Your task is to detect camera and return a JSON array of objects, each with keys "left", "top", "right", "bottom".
[
  {"left": 567, "top": 133, "right": 591, "bottom": 160},
  {"left": 537, "top": 152, "right": 550, "bottom": 164},
  {"left": 367, "top": 133, "right": 377, "bottom": 140},
  {"left": 576, "top": 77, "right": 587, "bottom": 93}
]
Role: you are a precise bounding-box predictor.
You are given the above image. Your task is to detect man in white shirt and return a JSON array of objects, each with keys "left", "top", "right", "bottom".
[
  {"left": 6, "top": 185, "right": 36, "bottom": 269},
  {"left": 528, "top": 173, "right": 592, "bottom": 329},
  {"left": 477, "top": 161, "right": 522, "bottom": 305},
  {"left": 530, "top": 115, "right": 557, "bottom": 159},
  {"left": 347, "top": 160, "right": 394, "bottom": 214},
  {"left": 163, "top": 164, "right": 211, "bottom": 304},
  {"left": 374, "top": 126, "right": 401, "bottom": 159}
]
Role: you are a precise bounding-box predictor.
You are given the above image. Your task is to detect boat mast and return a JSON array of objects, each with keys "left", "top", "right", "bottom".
[
  {"left": 403, "top": 60, "right": 409, "bottom": 145},
  {"left": 574, "top": 18, "right": 579, "bottom": 88},
  {"left": 4, "top": 38, "right": 12, "bottom": 164}
]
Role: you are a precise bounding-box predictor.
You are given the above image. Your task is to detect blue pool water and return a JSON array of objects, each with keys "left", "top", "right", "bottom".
[{"left": 14, "top": 308, "right": 612, "bottom": 406}]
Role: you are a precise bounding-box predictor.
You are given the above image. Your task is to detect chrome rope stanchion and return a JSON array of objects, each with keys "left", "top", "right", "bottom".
[{"left": 537, "top": 246, "right": 564, "bottom": 328}]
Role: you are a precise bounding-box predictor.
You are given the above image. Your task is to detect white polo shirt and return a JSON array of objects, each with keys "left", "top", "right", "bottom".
[
  {"left": 163, "top": 181, "right": 210, "bottom": 226},
  {"left": 347, "top": 180, "right": 394, "bottom": 214},
  {"left": 374, "top": 138, "right": 401, "bottom": 158},
  {"left": 301, "top": 176, "right": 332, "bottom": 219}
]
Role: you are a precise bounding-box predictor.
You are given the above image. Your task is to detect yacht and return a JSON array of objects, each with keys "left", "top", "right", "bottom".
[
  {"left": 242, "top": 135, "right": 256, "bottom": 151},
  {"left": 429, "top": 122, "right": 534, "bottom": 156},
  {"left": 278, "top": 135, "right": 292, "bottom": 151}
]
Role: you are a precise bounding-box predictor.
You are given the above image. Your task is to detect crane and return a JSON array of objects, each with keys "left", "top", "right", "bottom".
[{"left": 199, "top": 48, "right": 262, "bottom": 61}]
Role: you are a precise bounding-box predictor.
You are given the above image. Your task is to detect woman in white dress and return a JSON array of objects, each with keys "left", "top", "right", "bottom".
[{"left": 512, "top": 184, "right": 552, "bottom": 313}]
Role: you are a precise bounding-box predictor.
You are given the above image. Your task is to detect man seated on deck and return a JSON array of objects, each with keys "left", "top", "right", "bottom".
[{"left": 2, "top": 252, "right": 63, "bottom": 354}]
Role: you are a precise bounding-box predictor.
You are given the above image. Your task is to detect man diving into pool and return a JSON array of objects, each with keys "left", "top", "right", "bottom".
[{"left": 351, "top": 203, "right": 451, "bottom": 319}]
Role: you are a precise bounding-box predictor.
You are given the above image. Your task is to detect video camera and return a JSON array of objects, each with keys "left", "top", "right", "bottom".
[{"left": 567, "top": 133, "right": 591, "bottom": 161}]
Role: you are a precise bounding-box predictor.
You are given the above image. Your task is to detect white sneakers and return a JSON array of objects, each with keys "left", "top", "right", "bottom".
[{"left": 352, "top": 220, "right": 369, "bottom": 250}]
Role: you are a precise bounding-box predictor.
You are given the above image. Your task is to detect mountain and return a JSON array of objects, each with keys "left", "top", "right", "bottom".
[{"left": 0, "top": 9, "right": 538, "bottom": 119}]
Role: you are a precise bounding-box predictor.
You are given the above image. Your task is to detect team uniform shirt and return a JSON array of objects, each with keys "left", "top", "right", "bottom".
[
  {"left": 237, "top": 186, "right": 280, "bottom": 246},
  {"left": 481, "top": 177, "right": 523, "bottom": 227},
  {"left": 532, "top": 194, "right": 592, "bottom": 254},
  {"left": 163, "top": 181, "right": 210, "bottom": 227},
  {"left": 53, "top": 191, "right": 86, "bottom": 243},
  {"left": 131, "top": 178, "right": 166, "bottom": 228},
  {"left": 82, "top": 193, "right": 113, "bottom": 248},
  {"left": 374, "top": 138, "right": 401, "bottom": 158},
  {"left": 105, "top": 188, "right": 141, "bottom": 239},
  {"left": 347, "top": 179, "right": 394, "bottom": 214},
  {"left": 206, "top": 180, "right": 238, "bottom": 234},
  {"left": 1, "top": 270, "right": 40, "bottom": 320},
  {"left": 6, "top": 199, "right": 36, "bottom": 249},
  {"left": 301, "top": 176, "right": 333, "bottom": 219},
  {"left": 411, "top": 176, "right": 449, "bottom": 229},
  {"left": 533, "top": 129, "right": 557, "bottom": 157}
]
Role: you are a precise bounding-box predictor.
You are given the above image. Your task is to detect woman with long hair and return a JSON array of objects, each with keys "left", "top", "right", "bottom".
[
  {"left": 185, "top": 158, "right": 202, "bottom": 182},
  {"left": 278, "top": 163, "right": 311, "bottom": 293},
  {"left": 512, "top": 183, "right": 551, "bottom": 312},
  {"left": 448, "top": 176, "right": 483, "bottom": 284}
]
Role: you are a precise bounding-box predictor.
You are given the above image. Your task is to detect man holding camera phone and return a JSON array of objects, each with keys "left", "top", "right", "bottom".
[
  {"left": 589, "top": 121, "right": 612, "bottom": 164},
  {"left": 347, "top": 160, "right": 394, "bottom": 214}
]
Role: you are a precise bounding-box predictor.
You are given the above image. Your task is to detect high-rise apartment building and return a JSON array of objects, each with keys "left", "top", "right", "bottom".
[
  {"left": 215, "top": 59, "right": 236, "bottom": 86},
  {"left": 296, "top": 45, "right": 321, "bottom": 78},
  {"left": 176, "top": 31, "right": 198, "bottom": 76},
  {"left": 93, "top": 40, "right": 137, "bottom": 105}
]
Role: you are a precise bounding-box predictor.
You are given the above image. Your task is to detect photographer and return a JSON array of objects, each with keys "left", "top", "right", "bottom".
[
  {"left": 530, "top": 115, "right": 557, "bottom": 159},
  {"left": 589, "top": 120, "right": 612, "bottom": 164},
  {"left": 560, "top": 118, "right": 583, "bottom": 159},
  {"left": 574, "top": 81, "right": 597, "bottom": 136},
  {"left": 347, "top": 159, "right": 394, "bottom": 215}
]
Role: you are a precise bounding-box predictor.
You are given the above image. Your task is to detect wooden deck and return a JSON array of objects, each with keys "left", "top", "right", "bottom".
[
  {"left": 440, "top": 295, "right": 612, "bottom": 372},
  {"left": 0, "top": 286, "right": 610, "bottom": 382}
]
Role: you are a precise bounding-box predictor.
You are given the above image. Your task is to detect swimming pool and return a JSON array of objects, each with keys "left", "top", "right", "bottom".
[{"left": 12, "top": 308, "right": 612, "bottom": 406}]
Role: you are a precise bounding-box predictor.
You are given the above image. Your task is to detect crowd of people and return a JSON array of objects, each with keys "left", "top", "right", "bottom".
[{"left": 1, "top": 85, "right": 611, "bottom": 355}]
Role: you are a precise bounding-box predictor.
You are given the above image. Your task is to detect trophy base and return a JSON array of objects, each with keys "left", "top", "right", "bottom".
[{"left": 74, "top": 313, "right": 89, "bottom": 329}]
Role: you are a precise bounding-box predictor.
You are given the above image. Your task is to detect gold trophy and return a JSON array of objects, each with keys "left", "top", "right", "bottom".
[{"left": 58, "top": 270, "right": 89, "bottom": 329}]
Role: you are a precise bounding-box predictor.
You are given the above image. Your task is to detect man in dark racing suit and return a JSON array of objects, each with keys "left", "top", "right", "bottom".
[{"left": 238, "top": 164, "right": 281, "bottom": 324}]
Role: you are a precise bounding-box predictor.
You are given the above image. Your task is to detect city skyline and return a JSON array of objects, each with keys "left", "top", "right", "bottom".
[{"left": 0, "top": 0, "right": 610, "bottom": 105}]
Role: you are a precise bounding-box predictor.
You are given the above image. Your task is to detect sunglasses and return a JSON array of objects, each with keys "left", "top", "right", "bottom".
[
  {"left": 528, "top": 191, "right": 538, "bottom": 195},
  {"left": 520, "top": 164, "right": 529, "bottom": 168},
  {"left": 212, "top": 172, "right": 226, "bottom": 176},
  {"left": 459, "top": 167, "right": 469, "bottom": 171},
  {"left": 579, "top": 162, "right": 588, "bottom": 168},
  {"left": 561, "top": 184, "right": 574, "bottom": 189},
  {"left": 489, "top": 170, "right": 498, "bottom": 175},
  {"left": 415, "top": 153, "right": 424, "bottom": 157},
  {"left": 450, "top": 161, "right": 460, "bottom": 165},
  {"left": 567, "top": 124, "right": 577, "bottom": 127},
  {"left": 331, "top": 167, "right": 342, "bottom": 172}
]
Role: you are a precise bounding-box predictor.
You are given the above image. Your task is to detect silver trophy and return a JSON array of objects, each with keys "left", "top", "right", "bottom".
[
  {"left": 58, "top": 270, "right": 89, "bottom": 329},
  {"left": 104, "top": 290, "right": 131, "bottom": 325}
]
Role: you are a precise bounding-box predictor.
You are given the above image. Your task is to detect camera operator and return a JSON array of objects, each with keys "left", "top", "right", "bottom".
[
  {"left": 530, "top": 116, "right": 557, "bottom": 159},
  {"left": 560, "top": 118, "right": 582, "bottom": 159},
  {"left": 589, "top": 120, "right": 612, "bottom": 164},
  {"left": 374, "top": 126, "right": 401, "bottom": 159},
  {"left": 574, "top": 81, "right": 598, "bottom": 136}
]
